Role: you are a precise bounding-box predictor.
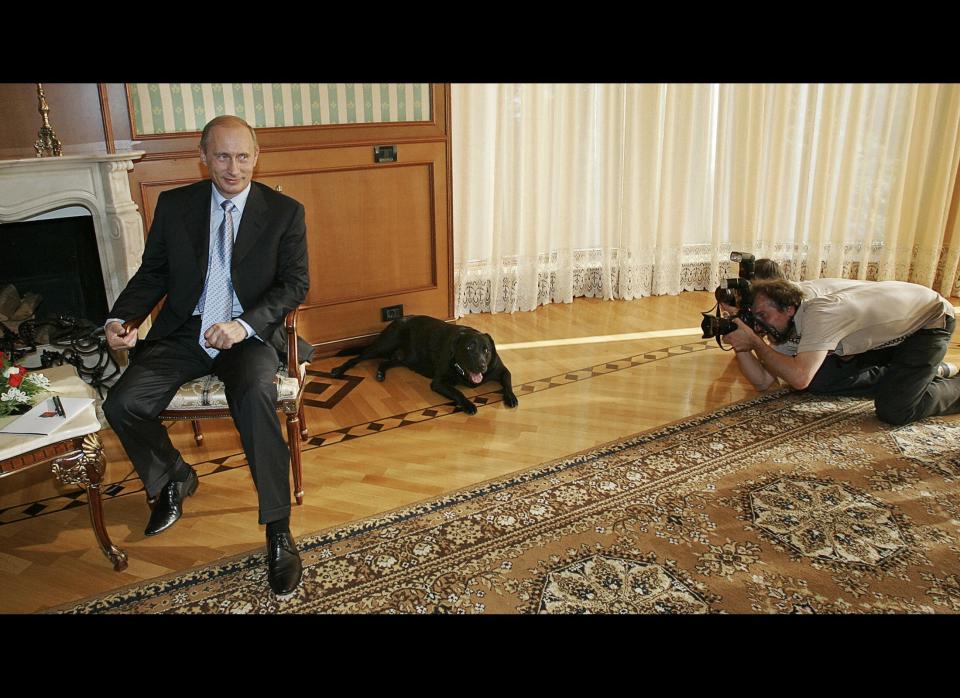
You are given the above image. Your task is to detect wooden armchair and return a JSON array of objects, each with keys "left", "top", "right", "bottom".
[{"left": 122, "top": 309, "right": 309, "bottom": 505}]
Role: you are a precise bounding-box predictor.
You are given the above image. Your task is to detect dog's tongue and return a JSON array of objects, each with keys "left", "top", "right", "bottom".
[{"left": 469, "top": 371, "right": 483, "bottom": 385}]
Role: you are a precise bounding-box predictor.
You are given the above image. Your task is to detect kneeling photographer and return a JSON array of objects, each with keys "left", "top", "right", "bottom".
[{"left": 724, "top": 276, "right": 959, "bottom": 426}]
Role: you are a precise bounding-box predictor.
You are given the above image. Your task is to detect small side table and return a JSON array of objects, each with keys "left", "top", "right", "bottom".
[{"left": 0, "top": 365, "right": 128, "bottom": 571}]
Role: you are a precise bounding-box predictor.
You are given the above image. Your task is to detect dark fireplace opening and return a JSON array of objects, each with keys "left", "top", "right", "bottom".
[{"left": 0, "top": 214, "right": 109, "bottom": 326}]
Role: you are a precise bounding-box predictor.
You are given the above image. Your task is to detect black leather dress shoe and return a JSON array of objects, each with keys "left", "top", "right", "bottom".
[
  {"left": 267, "top": 530, "right": 303, "bottom": 595},
  {"left": 144, "top": 468, "right": 198, "bottom": 536}
]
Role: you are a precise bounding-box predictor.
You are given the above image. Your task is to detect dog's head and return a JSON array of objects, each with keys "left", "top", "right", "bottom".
[{"left": 452, "top": 331, "right": 494, "bottom": 385}]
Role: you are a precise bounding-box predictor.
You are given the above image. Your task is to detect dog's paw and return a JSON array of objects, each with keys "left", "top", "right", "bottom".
[
  {"left": 330, "top": 366, "right": 345, "bottom": 378},
  {"left": 375, "top": 370, "right": 385, "bottom": 381},
  {"left": 461, "top": 402, "right": 478, "bottom": 415},
  {"left": 503, "top": 392, "right": 519, "bottom": 408}
]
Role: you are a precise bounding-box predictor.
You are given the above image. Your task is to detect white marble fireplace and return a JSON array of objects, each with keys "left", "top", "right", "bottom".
[{"left": 0, "top": 152, "right": 146, "bottom": 308}]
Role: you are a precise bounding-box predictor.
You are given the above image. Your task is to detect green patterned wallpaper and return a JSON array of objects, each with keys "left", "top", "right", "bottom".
[{"left": 129, "top": 83, "right": 432, "bottom": 136}]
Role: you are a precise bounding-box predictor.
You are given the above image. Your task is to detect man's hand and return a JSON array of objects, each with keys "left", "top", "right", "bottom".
[
  {"left": 725, "top": 318, "right": 762, "bottom": 353},
  {"left": 106, "top": 321, "right": 138, "bottom": 351},
  {"left": 204, "top": 320, "right": 248, "bottom": 350},
  {"left": 728, "top": 318, "right": 829, "bottom": 391},
  {"left": 719, "top": 302, "right": 738, "bottom": 318},
  {"left": 725, "top": 319, "right": 777, "bottom": 391}
]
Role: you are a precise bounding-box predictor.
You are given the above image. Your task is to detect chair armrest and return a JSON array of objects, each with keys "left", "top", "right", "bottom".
[
  {"left": 285, "top": 307, "right": 299, "bottom": 379},
  {"left": 122, "top": 316, "right": 149, "bottom": 334},
  {"left": 123, "top": 310, "right": 305, "bottom": 381}
]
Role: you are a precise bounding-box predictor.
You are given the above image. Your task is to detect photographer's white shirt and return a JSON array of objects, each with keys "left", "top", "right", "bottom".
[{"left": 772, "top": 279, "right": 953, "bottom": 357}]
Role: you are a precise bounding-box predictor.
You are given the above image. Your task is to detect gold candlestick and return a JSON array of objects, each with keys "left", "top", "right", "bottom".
[{"left": 34, "top": 83, "right": 63, "bottom": 157}]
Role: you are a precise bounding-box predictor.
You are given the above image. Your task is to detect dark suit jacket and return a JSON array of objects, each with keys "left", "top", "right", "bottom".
[{"left": 111, "top": 179, "right": 314, "bottom": 363}]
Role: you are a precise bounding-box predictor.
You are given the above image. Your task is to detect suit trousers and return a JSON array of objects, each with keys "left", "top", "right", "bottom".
[
  {"left": 103, "top": 316, "right": 291, "bottom": 524},
  {"left": 805, "top": 315, "right": 960, "bottom": 425}
]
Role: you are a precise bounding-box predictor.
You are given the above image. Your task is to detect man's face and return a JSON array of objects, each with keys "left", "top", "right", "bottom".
[
  {"left": 751, "top": 293, "right": 796, "bottom": 343},
  {"left": 199, "top": 123, "right": 259, "bottom": 197}
]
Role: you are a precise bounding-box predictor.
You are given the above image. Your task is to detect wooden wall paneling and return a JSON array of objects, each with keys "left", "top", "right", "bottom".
[
  {"left": 258, "top": 166, "right": 436, "bottom": 303},
  {"left": 443, "top": 83, "right": 454, "bottom": 321},
  {"left": 97, "top": 84, "right": 116, "bottom": 155},
  {"left": 104, "top": 83, "right": 133, "bottom": 147},
  {"left": 0, "top": 83, "right": 107, "bottom": 160},
  {"left": 256, "top": 140, "right": 450, "bottom": 348},
  {"left": 126, "top": 156, "right": 208, "bottom": 229}
]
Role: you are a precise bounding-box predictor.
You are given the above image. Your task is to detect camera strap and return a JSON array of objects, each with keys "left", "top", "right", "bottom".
[{"left": 756, "top": 319, "right": 797, "bottom": 345}]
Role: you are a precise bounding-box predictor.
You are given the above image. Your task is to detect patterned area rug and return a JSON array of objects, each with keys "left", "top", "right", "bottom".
[{"left": 60, "top": 390, "right": 960, "bottom": 614}]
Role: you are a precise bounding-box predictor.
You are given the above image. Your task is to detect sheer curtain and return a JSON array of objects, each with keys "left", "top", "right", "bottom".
[{"left": 452, "top": 84, "right": 960, "bottom": 317}]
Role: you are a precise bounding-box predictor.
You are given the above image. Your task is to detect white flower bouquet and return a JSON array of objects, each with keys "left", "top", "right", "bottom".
[{"left": 1, "top": 350, "right": 53, "bottom": 417}]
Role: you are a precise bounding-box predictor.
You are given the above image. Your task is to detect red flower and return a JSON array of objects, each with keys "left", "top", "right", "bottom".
[{"left": 8, "top": 367, "right": 24, "bottom": 388}]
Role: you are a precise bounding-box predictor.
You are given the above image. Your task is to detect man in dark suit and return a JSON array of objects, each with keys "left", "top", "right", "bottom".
[{"left": 103, "top": 115, "right": 308, "bottom": 595}]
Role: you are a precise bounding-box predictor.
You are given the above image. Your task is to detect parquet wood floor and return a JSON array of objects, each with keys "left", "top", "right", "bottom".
[{"left": 1, "top": 292, "right": 958, "bottom": 613}]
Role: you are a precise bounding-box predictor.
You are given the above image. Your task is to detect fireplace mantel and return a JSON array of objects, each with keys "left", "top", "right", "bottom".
[{"left": 0, "top": 152, "right": 146, "bottom": 308}]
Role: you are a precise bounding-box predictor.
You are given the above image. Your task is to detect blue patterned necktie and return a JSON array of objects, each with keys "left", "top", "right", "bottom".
[{"left": 199, "top": 200, "right": 235, "bottom": 358}]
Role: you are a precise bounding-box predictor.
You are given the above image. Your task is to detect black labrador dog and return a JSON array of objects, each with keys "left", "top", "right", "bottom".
[{"left": 330, "top": 315, "right": 518, "bottom": 415}]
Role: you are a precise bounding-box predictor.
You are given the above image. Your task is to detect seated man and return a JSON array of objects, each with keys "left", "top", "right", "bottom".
[
  {"left": 726, "top": 278, "right": 959, "bottom": 425},
  {"left": 103, "top": 115, "right": 309, "bottom": 595}
]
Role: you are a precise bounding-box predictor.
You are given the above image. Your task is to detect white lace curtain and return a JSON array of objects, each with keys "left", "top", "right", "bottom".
[{"left": 452, "top": 83, "right": 960, "bottom": 316}]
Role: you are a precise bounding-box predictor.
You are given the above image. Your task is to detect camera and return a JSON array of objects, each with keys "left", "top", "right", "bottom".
[
  {"left": 701, "top": 252, "right": 756, "bottom": 340},
  {"left": 730, "top": 251, "right": 755, "bottom": 281},
  {"left": 713, "top": 276, "right": 753, "bottom": 314}
]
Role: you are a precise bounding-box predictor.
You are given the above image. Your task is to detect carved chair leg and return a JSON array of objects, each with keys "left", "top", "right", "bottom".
[
  {"left": 286, "top": 413, "right": 304, "bottom": 505},
  {"left": 192, "top": 420, "right": 204, "bottom": 446},
  {"left": 298, "top": 403, "right": 308, "bottom": 439}
]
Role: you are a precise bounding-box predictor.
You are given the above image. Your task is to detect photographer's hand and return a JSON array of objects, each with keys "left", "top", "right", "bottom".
[
  {"left": 727, "top": 318, "right": 762, "bottom": 353},
  {"left": 730, "top": 320, "right": 829, "bottom": 391},
  {"left": 719, "top": 302, "right": 738, "bottom": 318},
  {"left": 727, "top": 320, "right": 777, "bottom": 391}
]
